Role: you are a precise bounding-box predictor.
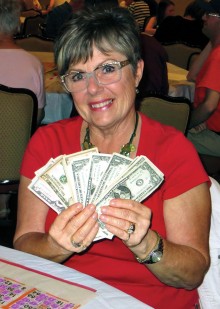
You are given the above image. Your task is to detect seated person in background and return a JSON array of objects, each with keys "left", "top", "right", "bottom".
[
  {"left": 120, "top": 0, "right": 157, "bottom": 14},
  {"left": 44, "top": 0, "right": 84, "bottom": 39},
  {"left": 0, "top": 0, "right": 45, "bottom": 124},
  {"left": 186, "top": 0, "right": 220, "bottom": 159},
  {"left": 128, "top": 0, "right": 150, "bottom": 31},
  {"left": 144, "top": 0, "right": 175, "bottom": 36},
  {"left": 40, "top": 0, "right": 70, "bottom": 15},
  {"left": 85, "top": 0, "right": 119, "bottom": 9},
  {"left": 138, "top": 33, "right": 169, "bottom": 97},
  {"left": 13, "top": 7, "right": 211, "bottom": 309},
  {"left": 154, "top": 0, "right": 209, "bottom": 50},
  {"left": 21, "top": 0, "right": 42, "bottom": 11},
  {"left": 0, "top": 0, "right": 45, "bottom": 219},
  {"left": 144, "top": 0, "right": 158, "bottom": 16}
]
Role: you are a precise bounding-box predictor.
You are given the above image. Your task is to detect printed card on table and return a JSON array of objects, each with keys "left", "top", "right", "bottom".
[{"left": 0, "top": 259, "right": 96, "bottom": 308}]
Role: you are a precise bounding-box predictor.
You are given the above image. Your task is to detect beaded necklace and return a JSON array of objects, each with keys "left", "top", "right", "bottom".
[{"left": 82, "top": 112, "right": 139, "bottom": 157}]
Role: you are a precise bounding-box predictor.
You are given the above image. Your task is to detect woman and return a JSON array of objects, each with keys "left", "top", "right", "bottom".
[
  {"left": 144, "top": 0, "right": 175, "bottom": 36},
  {"left": 14, "top": 7, "right": 211, "bottom": 309}
]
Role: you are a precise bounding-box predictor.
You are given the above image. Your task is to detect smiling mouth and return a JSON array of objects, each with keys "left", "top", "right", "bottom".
[{"left": 91, "top": 99, "right": 113, "bottom": 109}]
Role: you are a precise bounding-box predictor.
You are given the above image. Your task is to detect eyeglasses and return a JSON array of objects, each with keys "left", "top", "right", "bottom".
[
  {"left": 60, "top": 60, "right": 130, "bottom": 93},
  {"left": 206, "top": 12, "right": 220, "bottom": 18}
]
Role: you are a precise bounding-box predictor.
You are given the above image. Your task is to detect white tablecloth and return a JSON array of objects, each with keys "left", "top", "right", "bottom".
[
  {"left": 167, "top": 62, "right": 195, "bottom": 102},
  {"left": 42, "top": 93, "right": 73, "bottom": 124},
  {"left": 0, "top": 246, "right": 153, "bottom": 309}
]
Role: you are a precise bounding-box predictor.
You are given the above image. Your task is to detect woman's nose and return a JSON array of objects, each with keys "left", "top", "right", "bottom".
[{"left": 86, "top": 73, "right": 103, "bottom": 93}]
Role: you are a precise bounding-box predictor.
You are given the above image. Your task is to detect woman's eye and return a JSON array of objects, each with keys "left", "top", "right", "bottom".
[
  {"left": 102, "top": 64, "right": 116, "bottom": 74},
  {"left": 71, "top": 72, "right": 84, "bottom": 82}
]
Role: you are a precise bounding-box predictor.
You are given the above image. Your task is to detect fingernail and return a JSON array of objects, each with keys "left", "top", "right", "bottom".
[
  {"left": 92, "top": 213, "right": 98, "bottom": 219},
  {"left": 89, "top": 204, "right": 96, "bottom": 211},
  {"left": 101, "top": 207, "right": 107, "bottom": 213},
  {"left": 76, "top": 203, "right": 83, "bottom": 209},
  {"left": 99, "top": 215, "right": 106, "bottom": 221}
]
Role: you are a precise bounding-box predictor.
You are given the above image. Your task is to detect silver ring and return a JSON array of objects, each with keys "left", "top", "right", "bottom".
[
  {"left": 127, "top": 222, "right": 135, "bottom": 234},
  {"left": 81, "top": 244, "right": 88, "bottom": 251},
  {"left": 71, "top": 240, "right": 82, "bottom": 248}
]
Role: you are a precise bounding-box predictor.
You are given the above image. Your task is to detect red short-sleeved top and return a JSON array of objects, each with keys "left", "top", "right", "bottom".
[
  {"left": 20, "top": 114, "right": 209, "bottom": 309},
  {"left": 194, "top": 46, "right": 220, "bottom": 132}
]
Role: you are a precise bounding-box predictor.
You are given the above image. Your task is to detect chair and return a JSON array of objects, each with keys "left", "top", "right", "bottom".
[
  {"left": 0, "top": 84, "right": 38, "bottom": 194},
  {"left": 163, "top": 43, "right": 201, "bottom": 70},
  {"left": 22, "top": 14, "right": 45, "bottom": 36},
  {"left": 15, "top": 34, "right": 54, "bottom": 52},
  {"left": 138, "top": 93, "right": 191, "bottom": 134}
]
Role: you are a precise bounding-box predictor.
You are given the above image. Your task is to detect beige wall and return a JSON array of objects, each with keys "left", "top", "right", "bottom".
[{"left": 172, "top": 0, "right": 193, "bottom": 16}]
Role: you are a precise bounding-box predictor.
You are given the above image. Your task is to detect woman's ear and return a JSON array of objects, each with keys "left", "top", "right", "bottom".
[{"left": 135, "top": 59, "right": 144, "bottom": 87}]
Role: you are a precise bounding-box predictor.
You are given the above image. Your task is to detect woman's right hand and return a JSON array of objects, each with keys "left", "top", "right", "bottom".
[{"left": 49, "top": 203, "right": 99, "bottom": 253}]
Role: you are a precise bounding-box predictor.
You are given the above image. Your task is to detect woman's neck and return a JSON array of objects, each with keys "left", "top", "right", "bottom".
[{"left": 81, "top": 112, "right": 141, "bottom": 159}]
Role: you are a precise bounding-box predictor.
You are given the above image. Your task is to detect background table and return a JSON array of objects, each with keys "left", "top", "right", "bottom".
[
  {"left": 167, "top": 62, "right": 195, "bottom": 102},
  {"left": 30, "top": 52, "right": 73, "bottom": 124},
  {"left": 0, "top": 245, "right": 153, "bottom": 309}
]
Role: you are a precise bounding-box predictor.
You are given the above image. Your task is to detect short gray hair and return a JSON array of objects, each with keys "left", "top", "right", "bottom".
[
  {"left": 0, "top": 0, "right": 21, "bottom": 35},
  {"left": 54, "top": 7, "right": 141, "bottom": 76}
]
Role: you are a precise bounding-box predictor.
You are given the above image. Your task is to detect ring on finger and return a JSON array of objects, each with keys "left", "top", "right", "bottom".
[
  {"left": 81, "top": 244, "right": 88, "bottom": 251},
  {"left": 71, "top": 239, "right": 82, "bottom": 248},
  {"left": 127, "top": 222, "right": 135, "bottom": 234}
]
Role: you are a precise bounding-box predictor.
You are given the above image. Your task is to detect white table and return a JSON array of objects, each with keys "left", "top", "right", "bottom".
[
  {"left": 29, "top": 52, "right": 73, "bottom": 124},
  {"left": 167, "top": 62, "right": 195, "bottom": 102},
  {"left": 0, "top": 245, "right": 153, "bottom": 309},
  {"left": 42, "top": 93, "right": 73, "bottom": 124}
]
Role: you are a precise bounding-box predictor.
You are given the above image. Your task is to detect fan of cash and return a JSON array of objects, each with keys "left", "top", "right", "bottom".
[{"left": 29, "top": 148, "right": 164, "bottom": 241}]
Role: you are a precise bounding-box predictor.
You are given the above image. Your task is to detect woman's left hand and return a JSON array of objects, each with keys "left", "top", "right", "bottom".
[{"left": 100, "top": 198, "right": 151, "bottom": 249}]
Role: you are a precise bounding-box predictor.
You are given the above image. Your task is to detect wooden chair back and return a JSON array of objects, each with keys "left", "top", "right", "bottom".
[
  {"left": 139, "top": 94, "right": 191, "bottom": 134},
  {"left": 0, "top": 84, "right": 38, "bottom": 193},
  {"left": 163, "top": 43, "right": 201, "bottom": 70},
  {"left": 15, "top": 34, "right": 54, "bottom": 52}
]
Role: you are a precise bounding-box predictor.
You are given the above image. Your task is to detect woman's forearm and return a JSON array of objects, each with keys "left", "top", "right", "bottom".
[
  {"left": 13, "top": 232, "right": 73, "bottom": 263},
  {"left": 147, "top": 239, "right": 210, "bottom": 289}
]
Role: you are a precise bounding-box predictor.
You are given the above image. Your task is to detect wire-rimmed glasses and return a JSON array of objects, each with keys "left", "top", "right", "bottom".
[{"left": 60, "top": 60, "right": 130, "bottom": 93}]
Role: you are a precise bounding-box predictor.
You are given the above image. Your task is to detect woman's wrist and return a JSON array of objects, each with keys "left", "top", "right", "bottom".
[
  {"left": 131, "top": 229, "right": 159, "bottom": 259},
  {"left": 135, "top": 231, "right": 164, "bottom": 264}
]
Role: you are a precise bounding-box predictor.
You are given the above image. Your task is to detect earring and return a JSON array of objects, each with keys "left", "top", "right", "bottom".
[{"left": 136, "top": 88, "right": 139, "bottom": 94}]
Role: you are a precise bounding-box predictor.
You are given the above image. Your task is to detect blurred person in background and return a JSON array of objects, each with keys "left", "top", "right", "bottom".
[
  {"left": 44, "top": 0, "right": 84, "bottom": 38},
  {"left": 144, "top": 0, "right": 175, "bottom": 36},
  {"left": 0, "top": 0, "right": 45, "bottom": 218},
  {"left": 128, "top": 0, "right": 151, "bottom": 31},
  {"left": 154, "top": 0, "right": 209, "bottom": 50},
  {"left": 138, "top": 33, "right": 169, "bottom": 97},
  {"left": 21, "top": 0, "right": 42, "bottom": 11},
  {"left": 0, "top": 0, "right": 45, "bottom": 124},
  {"left": 187, "top": 0, "right": 220, "bottom": 158}
]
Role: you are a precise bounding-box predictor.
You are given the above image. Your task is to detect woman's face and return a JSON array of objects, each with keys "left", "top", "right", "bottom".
[{"left": 69, "top": 46, "right": 143, "bottom": 130}]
